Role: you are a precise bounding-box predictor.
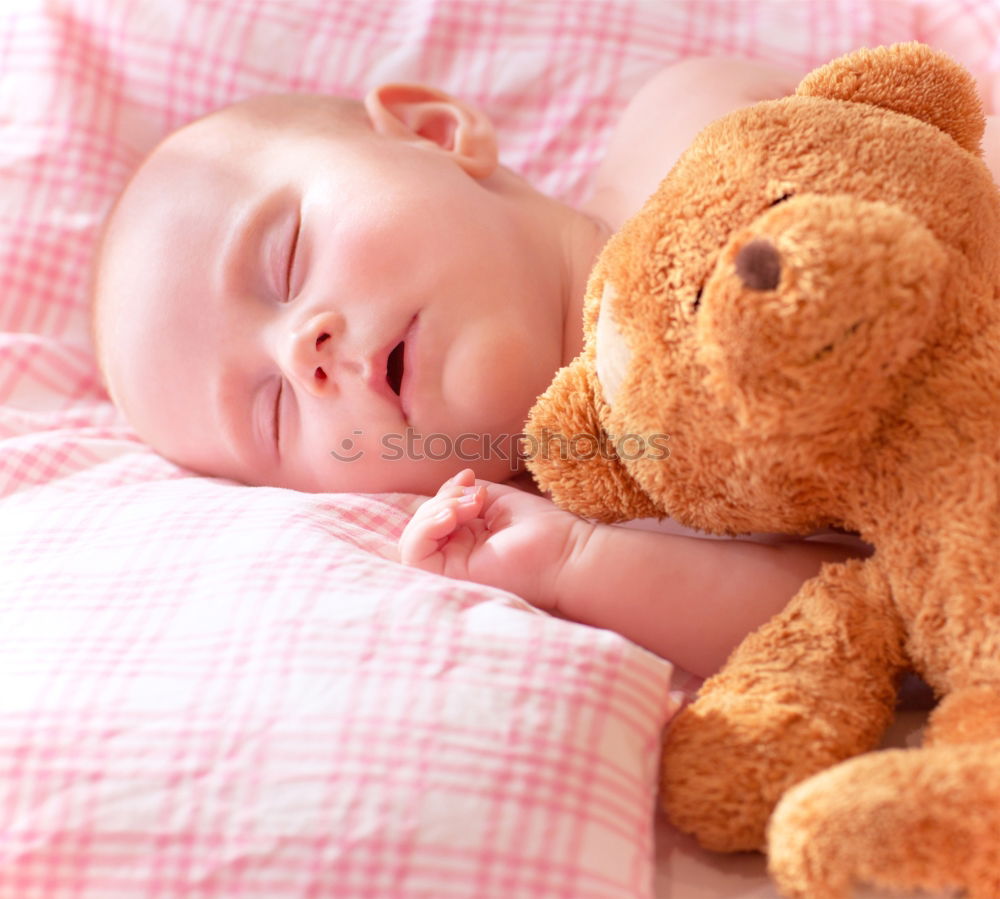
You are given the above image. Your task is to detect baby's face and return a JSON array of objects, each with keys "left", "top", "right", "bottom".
[{"left": 96, "top": 93, "right": 569, "bottom": 494}]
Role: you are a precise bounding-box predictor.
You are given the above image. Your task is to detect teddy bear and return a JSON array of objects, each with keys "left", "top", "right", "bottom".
[{"left": 523, "top": 42, "right": 1000, "bottom": 899}]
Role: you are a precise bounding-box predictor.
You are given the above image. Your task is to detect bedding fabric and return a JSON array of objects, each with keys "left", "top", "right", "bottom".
[{"left": 2, "top": 1, "right": 999, "bottom": 897}]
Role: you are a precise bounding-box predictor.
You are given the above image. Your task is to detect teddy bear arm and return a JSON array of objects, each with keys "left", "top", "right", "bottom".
[
  {"left": 524, "top": 359, "right": 663, "bottom": 522},
  {"left": 661, "top": 557, "right": 907, "bottom": 852}
]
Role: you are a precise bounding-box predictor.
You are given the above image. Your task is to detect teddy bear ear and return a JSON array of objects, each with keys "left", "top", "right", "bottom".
[
  {"left": 796, "top": 42, "right": 985, "bottom": 155},
  {"left": 523, "top": 360, "right": 664, "bottom": 523}
]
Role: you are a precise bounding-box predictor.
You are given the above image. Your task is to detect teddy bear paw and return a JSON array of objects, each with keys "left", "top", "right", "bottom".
[
  {"left": 660, "top": 703, "right": 814, "bottom": 852},
  {"left": 767, "top": 744, "right": 1000, "bottom": 899}
]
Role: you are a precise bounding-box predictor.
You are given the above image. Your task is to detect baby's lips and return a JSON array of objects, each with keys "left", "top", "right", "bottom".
[
  {"left": 368, "top": 316, "right": 416, "bottom": 415},
  {"left": 396, "top": 313, "right": 421, "bottom": 424},
  {"left": 368, "top": 312, "right": 420, "bottom": 424}
]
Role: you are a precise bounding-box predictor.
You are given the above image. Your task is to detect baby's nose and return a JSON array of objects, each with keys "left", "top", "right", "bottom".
[
  {"left": 285, "top": 311, "right": 355, "bottom": 395},
  {"left": 311, "top": 331, "right": 331, "bottom": 383}
]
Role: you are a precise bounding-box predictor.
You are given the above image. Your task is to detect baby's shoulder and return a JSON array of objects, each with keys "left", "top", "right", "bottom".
[{"left": 583, "top": 57, "right": 804, "bottom": 229}]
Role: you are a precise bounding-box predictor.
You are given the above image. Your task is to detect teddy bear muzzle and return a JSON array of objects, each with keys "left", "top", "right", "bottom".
[{"left": 696, "top": 195, "right": 949, "bottom": 438}]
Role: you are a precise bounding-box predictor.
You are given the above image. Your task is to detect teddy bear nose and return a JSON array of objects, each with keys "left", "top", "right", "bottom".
[{"left": 735, "top": 238, "right": 782, "bottom": 291}]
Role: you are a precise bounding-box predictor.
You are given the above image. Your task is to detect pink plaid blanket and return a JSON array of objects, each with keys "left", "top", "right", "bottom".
[{"left": 2, "top": 1, "right": 997, "bottom": 897}]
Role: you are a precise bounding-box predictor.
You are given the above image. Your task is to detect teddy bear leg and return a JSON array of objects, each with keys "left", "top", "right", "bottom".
[
  {"left": 767, "top": 735, "right": 1000, "bottom": 899},
  {"left": 661, "top": 558, "right": 906, "bottom": 852}
]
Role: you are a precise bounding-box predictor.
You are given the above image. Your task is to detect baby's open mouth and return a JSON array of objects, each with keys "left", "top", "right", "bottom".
[{"left": 386, "top": 340, "right": 405, "bottom": 396}]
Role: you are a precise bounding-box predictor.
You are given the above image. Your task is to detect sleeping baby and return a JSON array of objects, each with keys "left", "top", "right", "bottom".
[{"left": 91, "top": 56, "right": 1000, "bottom": 677}]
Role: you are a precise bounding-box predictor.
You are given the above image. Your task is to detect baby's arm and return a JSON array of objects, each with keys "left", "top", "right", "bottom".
[
  {"left": 400, "top": 471, "right": 862, "bottom": 678},
  {"left": 550, "top": 518, "right": 857, "bottom": 678}
]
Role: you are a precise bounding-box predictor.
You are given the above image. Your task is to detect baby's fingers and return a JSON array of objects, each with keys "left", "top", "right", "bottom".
[
  {"left": 399, "top": 488, "right": 485, "bottom": 566},
  {"left": 399, "top": 506, "right": 455, "bottom": 566},
  {"left": 437, "top": 468, "right": 476, "bottom": 494}
]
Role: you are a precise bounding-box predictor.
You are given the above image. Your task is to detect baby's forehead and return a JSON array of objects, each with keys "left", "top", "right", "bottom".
[
  {"left": 167, "top": 93, "right": 366, "bottom": 154},
  {"left": 101, "top": 94, "right": 364, "bottom": 278},
  {"left": 113, "top": 94, "right": 367, "bottom": 219},
  {"left": 128, "top": 104, "right": 279, "bottom": 192}
]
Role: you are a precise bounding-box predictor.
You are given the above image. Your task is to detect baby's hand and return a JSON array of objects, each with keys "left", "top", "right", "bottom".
[{"left": 398, "top": 468, "right": 593, "bottom": 612}]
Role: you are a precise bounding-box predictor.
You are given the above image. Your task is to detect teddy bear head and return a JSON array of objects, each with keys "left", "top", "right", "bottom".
[{"left": 525, "top": 43, "right": 996, "bottom": 536}]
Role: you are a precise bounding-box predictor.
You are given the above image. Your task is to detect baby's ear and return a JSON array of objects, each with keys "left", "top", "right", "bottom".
[
  {"left": 364, "top": 83, "right": 498, "bottom": 178},
  {"left": 524, "top": 359, "right": 663, "bottom": 523}
]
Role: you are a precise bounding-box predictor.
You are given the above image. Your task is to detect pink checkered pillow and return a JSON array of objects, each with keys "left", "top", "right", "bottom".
[
  {"left": 3, "top": 1, "right": 991, "bottom": 897},
  {"left": 2, "top": 473, "right": 677, "bottom": 898}
]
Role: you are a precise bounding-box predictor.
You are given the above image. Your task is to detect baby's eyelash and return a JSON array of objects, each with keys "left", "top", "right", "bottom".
[
  {"left": 273, "top": 379, "right": 283, "bottom": 450},
  {"left": 284, "top": 216, "right": 300, "bottom": 300}
]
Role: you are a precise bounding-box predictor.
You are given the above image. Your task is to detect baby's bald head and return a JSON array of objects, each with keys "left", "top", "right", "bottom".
[{"left": 86, "top": 84, "right": 584, "bottom": 495}]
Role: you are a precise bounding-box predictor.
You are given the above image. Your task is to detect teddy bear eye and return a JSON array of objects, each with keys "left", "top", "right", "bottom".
[{"left": 769, "top": 192, "right": 794, "bottom": 207}]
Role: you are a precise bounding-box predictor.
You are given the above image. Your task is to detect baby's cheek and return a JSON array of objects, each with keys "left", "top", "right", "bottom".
[{"left": 441, "top": 327, "right": 555, "bottom": 433}]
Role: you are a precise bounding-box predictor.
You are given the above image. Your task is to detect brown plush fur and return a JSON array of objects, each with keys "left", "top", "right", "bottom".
[{"left": 524, "top": 43, "right": 1000, "bottom": 898}]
